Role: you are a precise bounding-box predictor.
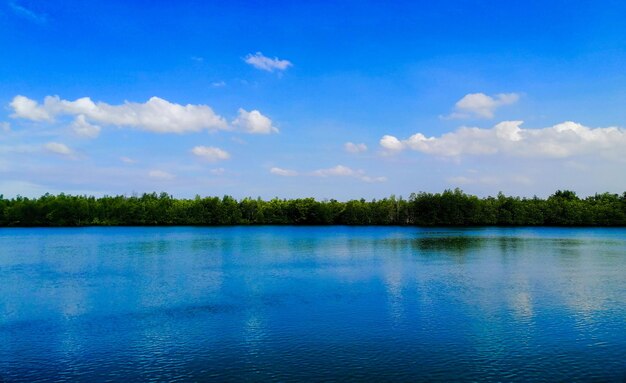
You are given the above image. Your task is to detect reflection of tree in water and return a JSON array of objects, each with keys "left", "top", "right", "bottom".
[
  {"left": 415, "top": 236, "right": 613, "bottom": 264},
  {"left": 410, "top": 236, "right": 561, "bottom": 257},
  {"left": 371, "top": 236, "right": 487, "bottom": 257},
  {"left": 411, "top": 236, "right": 487, "bottom": 256}
]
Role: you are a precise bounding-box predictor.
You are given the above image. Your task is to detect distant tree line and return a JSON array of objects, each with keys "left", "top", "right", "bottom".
[{"left": 0, "top": 189, "right": 624, "bottom": 227}]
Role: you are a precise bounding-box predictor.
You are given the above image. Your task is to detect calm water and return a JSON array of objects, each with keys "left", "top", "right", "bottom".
[{"left": 0, "top": 226, "right": 625, "bottom": 382}]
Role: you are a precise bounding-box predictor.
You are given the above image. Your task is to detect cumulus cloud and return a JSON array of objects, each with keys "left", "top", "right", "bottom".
[
  {"left": 245, "top": 52, "right": 292, "bottom": 72},
  {"left": 44, "top": 142, "right": 72, "bottom": 156},
  {"left": 344, "top": 142, "right": 367, "bottom": 153},
  {"left": 191, "top": 146, "right": 230, "bottom": 162},
  {"left": 71, "top": 115, "right": 101, "bottom": 138},
  {"left": 379, "top": 135, "right": 405, "bottom": 152},
  {"left": 311, "top": 165, "right": 386, "bottom": 183},
  {"left": 445, "top": 92, "right": 519, "bottom": 119},
  {"left": 270, "top": 167, "right": 298, "bottom": 177},
  {"left": 148, "top": 170, "right": 175, "bottom": 180},
  {"left": 10, "top": 95, "right": 228, "bottom": 134},
  {"left": 232, "top": 108, "right": 278, "bottom": 134},
  {"left": 380, "top": 121, "right": 626, "bottom": 160},
  {"left": 10, "top": 95, "right": 52, "bottom": 121}
]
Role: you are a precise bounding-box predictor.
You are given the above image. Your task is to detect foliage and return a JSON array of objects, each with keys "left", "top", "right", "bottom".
[{"left": 0, "top": 189, "right": 624, "bottom": 227}]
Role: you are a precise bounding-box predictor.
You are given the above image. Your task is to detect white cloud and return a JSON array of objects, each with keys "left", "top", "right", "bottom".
[
  {"left": 446, "top": 175, "right": 498, "bottom": 185},
  {"left": 120, "top": 156, "right": 135, "bottom": 164},
  {"left": 511, "top": 175, "right": 533, "bottom": 185},
  {"left": 44, "top": 142, "right": 72, "bottom": 156},
  {"left": 312, "top": 165, "right": 356, "bottom": 177},
  {"left": 232, "top": 108, "right": 278, "bottom": 134},
  {"left": 209, "top": 167, "right": 225, "bottom": 175},
  {"left": 269, "top": 164, "right": 385, "bottom": 182},
  {"left": 191, "top": 146, "right": 230, "bottom": 162},
  {"left": 10, "top": 95, "right": 278, "bottom": 136},
  {"left": 270, "top": 167, "right": 298, "bottom": 176},
  {"left": 311, "top": 165, "right": 386, "bottom": 183},
  {"left": 445, "top": 92, "right": 519, "bottom": 119},
  {"left": 9, "top": 1, "right": 47, "bottom": 24},
  {"left": 344, "top": 142, "right": 367, "bottom": 153},
  {"left": 10, "top": 95, "right": 228, "bottom": 134},
  {"left": 0, "top": 122, "right": 10, "bottom": 132},
  {"left": 71, "top": 115, "right": 101, "bottom": 138},
  {"left": 0, "top": 180, "right": 53, "bottom": 198},
  {"left": 446, "top": 174, "right": 533, "bottom": 186},
  {"left": 380, "top": 135, "right": 405, "bottom": 152},
  {"left": 359, "top": 175, "right": 388, "bottom": 183},
  {"left": 211, "top": 81, "right": 226, "bottom": 87},
  {"left": 381, "top": 121, "right": 626, "bottom": 160},
  {"left": 148, "top": 170, "right": 175, "bottom": 180},
  {"left": 0, "top": 144, "right": 38, "bottom": 154},
  {"left": 244, "top": 52, "right": 292, "bottom": 72},
  {"left": 10, "top": 95, "right": 52, "bottom": 121}
]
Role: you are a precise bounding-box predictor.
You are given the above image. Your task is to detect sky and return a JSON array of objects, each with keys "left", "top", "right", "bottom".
[{"left": 1, "top": 0, "right": 625, "bottom": 200}]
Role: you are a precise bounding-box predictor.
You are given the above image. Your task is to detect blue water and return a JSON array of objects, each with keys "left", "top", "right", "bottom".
[{"left": 0, "top": 226, "right": 625, "bottom": 382}]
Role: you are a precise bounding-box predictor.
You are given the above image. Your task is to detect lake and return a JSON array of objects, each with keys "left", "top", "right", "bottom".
[{"left": 0, "top": 226, "right": 625, "bottom": 382}]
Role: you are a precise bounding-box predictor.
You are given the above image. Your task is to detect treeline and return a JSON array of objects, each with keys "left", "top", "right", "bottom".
[{"left": 0, "top": 189, "right": 625, "bottom": 227}]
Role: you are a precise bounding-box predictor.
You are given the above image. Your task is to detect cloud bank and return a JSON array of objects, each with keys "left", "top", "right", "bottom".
[
  {"left": 380, "top": 121, "right": 626, "bottom": 159},
  {"left": 10, "top": 95, "right": 282, "bottom": 138},
  {"left": 10, "top": 95, "right": 229, "bottom": 134},
  {"left": 10, "top": 96, "right": 228, "bottom": 133}
]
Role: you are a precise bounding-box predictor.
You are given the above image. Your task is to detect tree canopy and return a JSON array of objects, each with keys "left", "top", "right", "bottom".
[{"left": 0, "top": 189, "right": 624, "bottom": 227}]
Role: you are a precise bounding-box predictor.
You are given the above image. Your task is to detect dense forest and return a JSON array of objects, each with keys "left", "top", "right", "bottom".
[{"left": 0, "top": 189, "right": 625, "bottom": 227}]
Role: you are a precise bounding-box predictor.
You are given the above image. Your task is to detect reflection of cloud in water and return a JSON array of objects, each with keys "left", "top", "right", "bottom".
[
  {"left": 505, "top": 268, "right": 536, "bottom": 323},
  {"left": 511, "top": 291, "right": 533, "bottom": 319},
  {"left": 242, "top": 310, "right": 267, "bottom": 358},
  {"left": 59, "top": 283, "right": 89, "bottom": 319},
  {"left": 560, "top": 256, "right": 618, "bottom": 323},
  {"left": 383, "top": 265, "right": 404, "bottom": 324}
]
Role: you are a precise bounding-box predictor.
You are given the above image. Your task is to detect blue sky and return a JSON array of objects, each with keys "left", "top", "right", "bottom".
[{"left": 1, "top": 1, "right": 625, "bottom": 199}]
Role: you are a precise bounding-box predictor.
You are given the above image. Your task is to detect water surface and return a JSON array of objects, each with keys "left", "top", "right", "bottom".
[{"left": 1, "top": 226, "right": 625, "bottom": 381}]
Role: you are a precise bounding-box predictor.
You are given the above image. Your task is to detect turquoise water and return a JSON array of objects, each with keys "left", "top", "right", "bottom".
[{"left": 0, "top": 226, "right": 625, "bottom": 382}]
